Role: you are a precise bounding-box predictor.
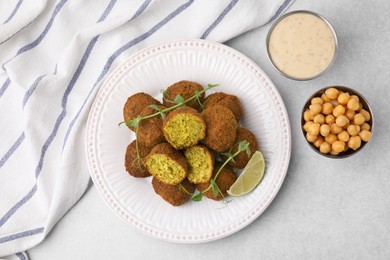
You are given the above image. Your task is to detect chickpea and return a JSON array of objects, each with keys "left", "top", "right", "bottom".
[
  {"left": 332, "top": 140, "right": 345, "bottom": 153},
  {"left": 353, "top": 113, "right": 365, "bottom": 125},
  {"left": 330, "top": 123, "right": 343, "bottom": 134},
  {"left": 313, "top": 114, "right": 325, "bottom": 124},
  {"left": 309, "top": 103, "right": 322, "bottom": 116},
  {"left": 330, "top": 99, "right": 339, "bottom": 107},
  {"left": 347, "top": 125, "right": 358, "bottom": 136},
  {"left": 347, "top": 98, "right": 359, "bottom": 111},
  {"left": 359, "top": 129, "right": 372, "bottom": 142},
  {"left": 322, "top": 102, "right": 334, "bottom": 115},
  {"left": 348, "top": 136, "right": 361, "bottom": 150},
  {"left": 307, "top": 123, "right": 320, "bottom": 136},
  {"left": 360, "top": 109, "right": 371, "bottom": 121},
  {"left": 338, "top": 131, "right": 350, "bottom": 142},
  {"left": 303, "top": 121, "right": 314, "bottom": 132},
  {"left": 321, "top": 93, "right": 331, "bottom": 102},
  {"left": 306, "top": 132, "right": 318, "bottom": 143},
  {"left": 320, "top": 124, "right": 331, "bottom": 137},
  {"left": 319, "top": 142, "right": 331, "bottom": 154},
  {"left": 325, "top": 114, "right": 335, "bottom": 124},
  {"left": 311, "top": 97, "right": 324, "bottom": 105},
  {"left": 333, "top": 105, "right": 346, "bottom": 117},
  {"left": 358, "top": 102, "right": 363, "bottom": 111},
  {"left": 350, "top": 95, "right": 359, "bottom": 101},
  {"left": 303, "top": 109, "right": 314, "bottom": 121},
  {"left": 345, "top": 110, "right": 355, "bottom": 121},
  {"left": 330, "top": 150, "right": 339, "bottom": 156},
  {"left": 313, "top": 136, "right": 324, "bottom": 148},
  {"left": 325, "top": 133, "right": 337, "bottom": 144},
  {"left": 325, "top": 87, "right": 339, "bottom": 100},
  {"left": 337, "top": 92, "right": 350, "bottom": 105},
  {"left": 336, "top": 115, "right": 349, "bottom": 127},
  {"left": 361, "top": 122, "right": 371, "bottom": 131}
]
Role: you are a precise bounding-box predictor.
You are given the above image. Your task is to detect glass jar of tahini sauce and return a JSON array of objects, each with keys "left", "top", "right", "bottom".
[{"left": 266, "top": 10, "right": 338, "bottom": 80}]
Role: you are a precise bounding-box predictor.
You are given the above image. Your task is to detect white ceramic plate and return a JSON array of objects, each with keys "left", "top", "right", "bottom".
[{"left": 86, "top": 39, "right": 291, "bottom": 243}]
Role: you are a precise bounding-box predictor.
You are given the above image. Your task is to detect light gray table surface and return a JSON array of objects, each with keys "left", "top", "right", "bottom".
[{"left": 28, "top": 0, "right": 390, "bottom": 259}]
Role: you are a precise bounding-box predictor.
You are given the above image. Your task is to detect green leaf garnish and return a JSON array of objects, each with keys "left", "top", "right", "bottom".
[
  {"left": 211, "top": 179, "right": 219, "bottom": 197},
  {"left": 238, "top": 140, "right": 250, "bottom": 153},
  {"left": 191, "top": 192, "right": 203, "bottom": 202},
  {"left": 149, "top": 104, "right": 161, "bottom": 111},
  {"left": 173, "top": 94, "right": 186, "bottom": 105}
]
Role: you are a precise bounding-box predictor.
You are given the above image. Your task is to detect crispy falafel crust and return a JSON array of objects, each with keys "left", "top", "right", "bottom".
[
  {"left": 226, "top": 127, "right": 259, "bottom": 169},
  {"left": 124, "top": 140, "right": 152, "bottom": 178},
  {"left": 163, "top": 80, "right": 205, "bottom": 111},
  {"left": 123, "top": 92, "right": 160, "bottom": 131},
  {"left": 197, "top": 163, "right": 237, "bottom": 201},
  {"left": 137, "top": 104, "right": 167, "bottom": 148},
  {"left": 204, "top": 92, "right": 243, "bottom": 120},
  {"left": 152, "top": 177, "right": 195, "bottom": 206},
  {"left": 202, "top": 105, "right": 237, "bottom": 152},
  {"left": 163, "top": 106, "right": 206, "bottom": 150},
  {"left": 144, "top": 143, "right": 188, "bottom": 185}
]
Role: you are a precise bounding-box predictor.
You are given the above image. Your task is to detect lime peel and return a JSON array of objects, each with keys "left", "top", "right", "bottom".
[{"left": 227, "top": 151, "right": 265, "bottom": 197}]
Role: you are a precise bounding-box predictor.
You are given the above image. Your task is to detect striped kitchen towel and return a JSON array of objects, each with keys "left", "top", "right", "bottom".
[{"left": 0, "top": 0, "right": 293, "bottom": 258}]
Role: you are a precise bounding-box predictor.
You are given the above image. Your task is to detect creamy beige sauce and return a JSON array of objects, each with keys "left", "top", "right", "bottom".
[{"left": 268, "top": 12, "right": 336, "bottom": 79}]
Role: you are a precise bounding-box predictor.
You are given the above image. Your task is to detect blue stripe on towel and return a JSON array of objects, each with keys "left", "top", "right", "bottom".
[
  {"left": 0, "top": 132, "right": 25, "bottom": 168},
  {"left": 16, "top": 252, "right": 27, "bottom": 260},
  {"left": 15, "top": 0, "right": 67, "bottom": 57},
  {"left": 22, "top": 74, "right": 47, "bottom": 108},
  {"left": 0, "top": 184, "right": 37, "bottom": 227},
  {"left": 269, "top": 0, "right": 293, "bottom": 22},
  {"left": 3, "top": 0, "right": 24, "bottom": 24},
  {"left": 0, "top": 227, "right": 44, "bottom": 243},
  {"left": 2, "top": 0, "right": 68, "bottom": 71},
  {"left": 200, "top": 0, "right": 238, "bottom": 39},
  {"left": 0, "top": 78, "right": 11, "bottom": 98},
  {"left": 62, "top": 0, "right": 193, "bottom": 150}
]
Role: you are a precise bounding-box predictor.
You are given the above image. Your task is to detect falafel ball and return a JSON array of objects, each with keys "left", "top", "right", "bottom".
[
  {"left": 152, "top": 177, "right": 196, "bottom": 206},
  {"left": 163, "top": 106, "right": 206, "bottom": 150},
  {"left": 201, "top": 105, "right": 237, "bottom": 152},
  {"left": 137, "top": 104, "right": 167, "bottom": 148},
  {"left": 204, "top": 92, "right": 243, "bottom": 120},
  {"left": 144, "top": 143, "right": 188, "bottom": 185},
  {"left": 224, "top": 127, "right": 259, "bottom": 169},
  {"left": 197, "top": 162, "right": 237, "bottom": 201},
  {"left": 163, "top": 80, "right": 205, "bottom": 111},
  {"left": 184, "top": 145, "right": 214, "bottom": 184},
  {"left": 123, "top": 92, "right": 160, "bottom": 131},
  {"left": 124, "top": 140, "right": 152, "bottom": 178}
]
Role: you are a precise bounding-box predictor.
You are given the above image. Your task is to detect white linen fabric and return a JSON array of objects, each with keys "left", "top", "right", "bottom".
[{"left": 0, "top": 0, "right": 293, "bottom": 258}]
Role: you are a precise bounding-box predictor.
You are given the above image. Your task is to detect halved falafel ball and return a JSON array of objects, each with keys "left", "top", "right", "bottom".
[
  {"left": 152, "top": 177, "right": 195, "bottom": 206},
  {"left": 144, "top": 143, "right": 188, "bottom": 185},
  {"left": 184, "top": 145, "right": 214, "bottom": 184},
  {"left": 202, "top": 105, "right": 237, "bottom": 152},
  {"left": 123, "top": 92, "right": 160, "bottom": 131},
  {"left": 124, "top": 140, "right": 152, "bottom": 178},
  {"left": 163, "top": 80, "right": 205, "bottom": 111},
  {"left": 204, "top": 92, "right": 243, "bottom": 120},
  {"left": 224, "top": 127, "right": 259, "bottom": 169},
  {"left": 137, "top": 104, "right": 167, "bottom": 148},
  {"left": 197, "top": 162, "right": 237, "bottom": 201},
  {"left": 163, "top": 106, "right": 206, "bottom": 150}
]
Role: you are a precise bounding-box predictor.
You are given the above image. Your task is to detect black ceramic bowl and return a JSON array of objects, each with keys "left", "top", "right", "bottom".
[{"left": 301, "top": 86, "right": 374, "bottom": 158}]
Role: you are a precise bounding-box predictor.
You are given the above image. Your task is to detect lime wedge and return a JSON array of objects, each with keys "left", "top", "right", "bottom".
[{"left": 227, "top": 151, "right": 265, "bottom": 197}]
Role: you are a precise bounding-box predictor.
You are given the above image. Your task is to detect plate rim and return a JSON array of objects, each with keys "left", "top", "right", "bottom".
[{"left": 85, "top": 39, "right": 291, "bottom": 243}]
